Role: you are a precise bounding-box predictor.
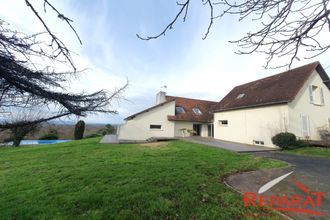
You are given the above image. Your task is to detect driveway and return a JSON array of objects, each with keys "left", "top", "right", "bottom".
[
  {"left": 182, "top": 136, "right": 278, "bottom": 152},
  {"left": 226, "top": 152, "right": 330, "bottom": 219}
]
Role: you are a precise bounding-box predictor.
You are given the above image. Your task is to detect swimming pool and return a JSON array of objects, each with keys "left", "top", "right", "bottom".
[{"left": 4, "top": 140, "right": 72, "bottom": 146}]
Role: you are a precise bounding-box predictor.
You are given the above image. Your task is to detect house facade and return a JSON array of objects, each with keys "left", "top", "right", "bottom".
[
  {"left": 118, "top": 61, "right": 330, "bottom": 148},
  {"left": 118, "top": 92, "right": 217, "bottom": 141},
  {"left": 214, "top": 62, "right": 330, "bottom": 147}
]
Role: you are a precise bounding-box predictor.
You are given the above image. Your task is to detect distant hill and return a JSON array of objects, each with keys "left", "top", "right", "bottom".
[{"left": 0, "top": 123, "right": 117, "bottom": 141}]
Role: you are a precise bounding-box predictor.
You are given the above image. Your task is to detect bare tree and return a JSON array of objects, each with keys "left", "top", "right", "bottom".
[
  {"left": 137, "top": 0, "right": 330, "bottom": 68},
  {"left": 4, "top": 109, "right": 42, "bottom": 146},
  {"left": 0, "top": 0, "right": 127, "bottom": 131}
]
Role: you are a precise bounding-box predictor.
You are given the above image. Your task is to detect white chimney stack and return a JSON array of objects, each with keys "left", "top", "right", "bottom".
[{"left": 156, "top": 86, "right": 167, "bottom": 104}]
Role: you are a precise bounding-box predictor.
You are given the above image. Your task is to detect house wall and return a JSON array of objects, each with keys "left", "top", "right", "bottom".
[
  {"left": 174, "top": 122, "right": 210, "bottom": 137},
  {"left": 288, "top": 70, "right": 330, "bottom": 140},
  {"left": 174, "top": 121, "right": 193, "bottom": 137},
  {"left": 118, "top": 101, "right": 176, "bottom": 140},
  {"left": 214, "top": 105, "right": 289, "bottom": 147}
]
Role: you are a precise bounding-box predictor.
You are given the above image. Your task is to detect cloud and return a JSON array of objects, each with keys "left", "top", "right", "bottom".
[{"left": 1, "top": 0, "right": 329, "bottom": 125}]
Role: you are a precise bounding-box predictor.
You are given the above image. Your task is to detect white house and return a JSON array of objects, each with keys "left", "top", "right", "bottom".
[
  {"left": 118, "top": 92, "right": 217, "bottom": 141},
  {"left": 214, "top": 62, "right": 330, "bottom": 147},
  {"left": 118, "top": 61, "right": 330, "bottom": 148}
]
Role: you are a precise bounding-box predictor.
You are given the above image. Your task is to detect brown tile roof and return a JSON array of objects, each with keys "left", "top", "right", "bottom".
[
  {"left": 215, "top": 61, "right": 330, "bottom": 112},
  {"left": 166, "top": 96, "right": 218, "bottom": 123}
]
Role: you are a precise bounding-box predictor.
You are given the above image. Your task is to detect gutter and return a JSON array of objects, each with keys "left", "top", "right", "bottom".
[{"left": 214, "top": 101, "right": 290, "bottom": 113}]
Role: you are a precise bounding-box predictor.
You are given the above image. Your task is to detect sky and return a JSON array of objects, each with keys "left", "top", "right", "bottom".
[{"left": 1, "top": 0, "right": 330, "bottom": 124}]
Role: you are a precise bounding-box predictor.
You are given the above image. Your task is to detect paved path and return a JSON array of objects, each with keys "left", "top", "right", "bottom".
[
  {"left": 100, "top": 135, "right": 119, "bottom": 144},
  {"left": 227, "top": 152, "right": 330, "bottom": 220},
  {"left": 182, "top": 136, "right": 278, "bottom": 152}
]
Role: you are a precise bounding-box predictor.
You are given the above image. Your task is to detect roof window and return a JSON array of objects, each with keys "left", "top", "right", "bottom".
[
  {"left": 192, "top": 107, "right": 202, "bottom": 115},
  {"left": 236, "top": 93, "right": 245, "bottom": 99},
  {"left": 175, "top": 106, "right": 185, "bottom": 114}
]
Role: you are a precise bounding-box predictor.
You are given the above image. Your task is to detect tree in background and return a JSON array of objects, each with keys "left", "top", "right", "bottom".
[
  {"left": 98, "top": 124, "right": 117, "bottom": 136},
  {"left": 0, "top": 0, "right": 127, "bottom": 134},
  {"left": 74, "top": 120, "right": 85, "bottom": 140},
  {"left": 137, "top": 0, "right": 330, "bottom": 68}
]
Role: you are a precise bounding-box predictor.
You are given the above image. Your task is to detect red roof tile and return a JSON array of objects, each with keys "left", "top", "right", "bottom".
[
  {"left": 215, "top": 62, "right": 329, "bottom": 112},
  {"left": 166, "top": 96, "right": 217, "bottom": 123}
]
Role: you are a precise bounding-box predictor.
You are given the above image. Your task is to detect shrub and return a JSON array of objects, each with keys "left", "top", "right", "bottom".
[
  {"left": 39, "top": 129, "right": 59, "bottom": 140},
  {"left": 318, "top": 126, "right": 330, "bottom": 141},
  {"left": 84, "top": 133, "right": 101, "bottom": 139},
  {"left": 271, "top": 132, "right": 297, "bottom": 149},
  {"left": 39, "top": 133, "right": 59, "bottom": 140},
  {"left": 74, "top": 120, "right": 85, "bottom": 140},
  {"left": 97, "top": 124, "right": 117, "bottom": 136}
]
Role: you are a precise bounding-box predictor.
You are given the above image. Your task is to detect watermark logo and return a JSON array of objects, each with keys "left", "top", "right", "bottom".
[{"left": 243, "top": 171, "right": 326, "bottom": 216}]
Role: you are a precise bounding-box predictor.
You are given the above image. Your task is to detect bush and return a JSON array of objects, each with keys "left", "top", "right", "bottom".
[
  {"left": 84, "top": 133, "right": 101, "bottom": 139},
  {"left": 271, "top": 132, "right": 297, "bottom": 149},
  {"left": 39, "top": 129, "right": 59, "bottom": 140},
  {"left": 97, "top": 124, "right": 116, "bottom": 136},
  {"left": 318, "top": 126, "right": 330, "bottom": 141},
  {"left": 74, "top": 120, "right": 85, "bottom": 140},
  {"left": 295, "top": 139, "right": 309, "bottom": 148}
]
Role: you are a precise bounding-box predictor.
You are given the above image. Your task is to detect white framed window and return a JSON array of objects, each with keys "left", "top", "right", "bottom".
[
  {"left": 192, "top": 107, "right": 202, "bottom": 115},
  {"left": 150, "top": 124, "right": 162, "bottom": 130},
  {"left": 218, "top": 120, "right": 228, "bottom": 126},
  {"left": 308, "top": 85, "right": 325, "bottom": 106}
]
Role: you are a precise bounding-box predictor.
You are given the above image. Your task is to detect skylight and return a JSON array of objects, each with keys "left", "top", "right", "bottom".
[
  {"left": 192, "top": 107, "right": 202, "bottom": 115},
  {"left": 175, "top": 106, "right": 185, "bottom": 114},
  {"left": 236, "top": 93, "right": 245, "bottom": 99}
]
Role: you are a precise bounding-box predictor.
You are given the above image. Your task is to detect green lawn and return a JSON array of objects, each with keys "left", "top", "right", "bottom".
[
  {"left": 286, "top": 147, "right": 330, "bottom": 158},
  {"left": 0, "top": 138, "right": 286, "bottom": 219}
]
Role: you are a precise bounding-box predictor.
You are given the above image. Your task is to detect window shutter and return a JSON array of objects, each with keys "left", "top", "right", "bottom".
[
  {"left": 320, "top": 88, "right": 325, "bottom": 105},
  {"left": 308, "top": 85, "right": 314, "bottom": 104}
]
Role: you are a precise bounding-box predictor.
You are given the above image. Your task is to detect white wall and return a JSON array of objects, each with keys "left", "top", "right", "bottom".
[
  {"left": 118, "top": 101, "right": 176, "bottom": 140},
  {"left": 288, "top": 70, "right": 330, "bottom": 140},
  {"left": 174, "top": 122, "right": 210, "bottom": 137},
  {"left": 174, "top": 121, "right": 193, "bottom": 137},
  {"left": 214, "top": 105, "right": 289, "bottom": 147}
]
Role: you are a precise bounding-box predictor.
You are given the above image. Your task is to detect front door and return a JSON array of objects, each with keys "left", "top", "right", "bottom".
[{"left": 193, "top": 124, "right": 201, "bottom": 136}]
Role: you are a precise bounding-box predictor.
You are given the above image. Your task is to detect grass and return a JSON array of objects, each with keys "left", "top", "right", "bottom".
[
  {"left": 285, "top": 146, "right": 330, "bottom": 158},
  {"left": 0, "top": 138, "right": 287, "bottom": 219}
]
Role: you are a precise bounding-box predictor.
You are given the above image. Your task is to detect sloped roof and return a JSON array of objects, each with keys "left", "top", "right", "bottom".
[
  {"left": 124, "top": 100, "right": 174, "bottom": 120},
  {"left": 215, "top": 62, "right": 329, "bottom": 112},
  {"left": 166, "top": 96, "right": 218, "bottom": 123}
]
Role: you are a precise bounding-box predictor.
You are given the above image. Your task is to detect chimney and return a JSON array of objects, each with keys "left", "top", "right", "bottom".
[{"left": 156, "top": 91, "right": 166, "bottom": 104}]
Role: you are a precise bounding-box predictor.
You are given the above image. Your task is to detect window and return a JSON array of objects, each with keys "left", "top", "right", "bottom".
[
  {"left": 218, "top": 120, "right": 228, "bottom": 126},
  {"left": 175, "top": 106, "right": 185, "bottom": 114},
  {"left": 253, "top": 140, "right": 264, "bottom": 145},
  {"left": 150, "top": 124, "right": 162, "bottom": 129},
  {"left": 309, "top": 85, "right": 325, "bottom": 105},
  {"left": 301, "top": 115, "right": 310, "bottom": 138},
  {"left": 192, "top": 107, "right": 202, "bottom": 115}
]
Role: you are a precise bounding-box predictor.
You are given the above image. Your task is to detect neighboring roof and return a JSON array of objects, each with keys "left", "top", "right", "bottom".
[
  {"left": 215, "top": 61, "right": 329, "bottom": 112},
  {"left": 166, "top": 96, "right": 218, "bottom": 123},
  {"left": 124, "top": 99, "right": 174, "bottom": 120}
]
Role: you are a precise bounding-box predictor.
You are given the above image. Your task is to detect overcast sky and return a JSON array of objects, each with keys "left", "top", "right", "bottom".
[{"left": 1, "top": 0, "right": 330, "bottom": 124}]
